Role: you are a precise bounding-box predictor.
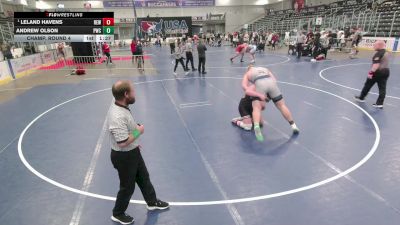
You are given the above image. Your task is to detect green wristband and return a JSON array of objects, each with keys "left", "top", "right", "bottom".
[{"left": 132, "top": 129, "right": 141, "bottom": 139}]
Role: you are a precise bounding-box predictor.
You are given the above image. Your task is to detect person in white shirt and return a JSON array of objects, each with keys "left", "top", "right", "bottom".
[
  {"left": 267, "top": 32, "right": 273, "bottom": 46},
  {"left": 284, "top": 31, "right": 290, "bottom": 46},
  {"left": 295, "top": 31, "right": 306, "bottom": 58},
  {"left": 173, "top": 40, "right": 189, "bottom": 76},
  {"left": 243, "top": 32, "right": 250, "bottom": 43}
]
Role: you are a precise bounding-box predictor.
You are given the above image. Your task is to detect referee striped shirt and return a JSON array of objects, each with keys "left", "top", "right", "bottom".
[{"left": 108, "top": 102, "right": 139, "bottom": 152}]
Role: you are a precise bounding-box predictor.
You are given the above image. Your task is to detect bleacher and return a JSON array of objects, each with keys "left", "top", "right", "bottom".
[
  {"left": 374, "top": 1, "right": 400, "bottom": 37},
  {"left": 247, "top": 0, "right": 400, "bottom": 38},
  {"left": 0, "top": 12, "right": 13, "bottom": 43}
]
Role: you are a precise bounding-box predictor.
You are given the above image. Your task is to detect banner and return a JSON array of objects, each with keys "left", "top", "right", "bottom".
[
  {"left": 137, "top": 17, "right": 192, "bottom": 35},
  {"left": 41, "top": 50, "right": 57, "bottom": 65},
  {"left": 117, "top": 18, "right": 135, "bottom": 23},
  {"left": 192, "top": 16, "right": 204, "bottom": 21},
  {"left": 358, "top": 37, "right": 398, "bottom": 52},
  {"left": 293, "top": 0, "right": 305, "bottom": 12},
  {"left": 103, "top": 0, "right": 215, "bottom": 8},
  {"left": 10, "top": 53, "right": 42, "bottom": 78},
  {"left": 0, "top": 61, "right": 13, "bottom": 85}
]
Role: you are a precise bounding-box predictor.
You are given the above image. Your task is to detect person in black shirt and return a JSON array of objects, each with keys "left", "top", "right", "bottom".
[
  {"left": 306, "top": 29, "right": 314, "bottom": 44},
  {"left": 350, "top": 27, "right": 363, "bottom": 58},
  {"left": 355, "top": 41, "right": 390, "bottom": 108},
  {"left": 312, "top": 33, "right": 322, "bottom": 59},
  {"left": 231, "top": 87, "right": 266, "bottom": 131},
  {"left": 197, "top": 39, "right": 207, "bottom": 74}
]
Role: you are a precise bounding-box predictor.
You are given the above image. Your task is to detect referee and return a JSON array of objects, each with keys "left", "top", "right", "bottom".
[
  {"left": 108, "top": 80, "right": 169, "bottom": 225},
  {"left": 355, "top": 41, "right": 390, "bottom": 108},
  {"left": 296, "top": 30, "right": 306, "bottom": 59}
]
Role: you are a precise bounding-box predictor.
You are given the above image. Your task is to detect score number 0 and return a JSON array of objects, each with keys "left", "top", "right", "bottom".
[
  {"left": 102, "top": 18, "right": 114, "bottom": 26},
  {"left": 102, "top": 18, "right": 114, "bottom": 34}
]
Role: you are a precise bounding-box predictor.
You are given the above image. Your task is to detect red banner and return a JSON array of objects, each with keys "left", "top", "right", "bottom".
[{"left": 293, "top": 0, "right": 305, "bottom": 12}]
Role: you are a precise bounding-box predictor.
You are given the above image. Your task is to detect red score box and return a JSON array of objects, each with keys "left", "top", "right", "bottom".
[{"left": 102, "top": 18, "right": 114, "bottom": 26}]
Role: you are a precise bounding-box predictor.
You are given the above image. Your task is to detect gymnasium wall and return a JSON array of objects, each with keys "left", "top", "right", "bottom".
[
  {"left": 120, "top": 6, "right": 265, "bottom": 33},
  {"left": 12, "top": 1, "right": 265, "bottom": 33}
]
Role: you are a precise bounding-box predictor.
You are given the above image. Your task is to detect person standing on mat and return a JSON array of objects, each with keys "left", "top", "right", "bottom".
[
  {"left": 197, "top": 39, "right": 207, "bottom": 75},
  {"left": 230, "top": 43, "right": 256, "bottom": 63},
  {"left": 185, "top": 38, "right": 196, "bottom": 72},
  {"left": 242, "top": 65, "right": 299, "bottom": 142},
  {"left": 130, "top": 38, "right": 138, "bottom": 63},
  {"left": 173, "top": 40, "right": 189, "bottom": 77},
  {"left": 169, "top": 36, "right": 176, "bottom": 55},
  {"left": 230, "top": 43, "right": 248, "bottom": 63},
  {"left": 102, "top": 42, "right": 112, "bottom": 65},
  {"left": 296, "top": 31, "right": 306, "bottom": 59},
  {"left": 108, "top": 80, "right": 169, "bottom": 225},
  {"left": 354, "top": 40, "right": 390, "bottom": 108},
  {"left": 349, "top": 27, "right": 363, "bottom": 59}
]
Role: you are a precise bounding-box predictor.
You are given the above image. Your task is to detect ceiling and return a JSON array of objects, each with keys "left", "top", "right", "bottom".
[{"left": 1, "top": 0, "right": 287, "bottom": 7}]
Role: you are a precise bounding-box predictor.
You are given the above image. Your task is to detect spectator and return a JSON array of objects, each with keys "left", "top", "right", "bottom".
[
  {"left": 267, "top": 32, "right": 273, "bottom": 46},
  {"left": 1, "top": 42, "right": 13, "bottom": 60},
  {"left": 243, "top": 32, "right": 250, "bottom": 43},
  {"left": 271, "top": 33, "right": 279, "bottom": 50},
  {"left": 306, "top": 29, "right": 314, "bottom": 44},
  {"left": 57, "top": 42, "right": 65, "bottom": 60}
]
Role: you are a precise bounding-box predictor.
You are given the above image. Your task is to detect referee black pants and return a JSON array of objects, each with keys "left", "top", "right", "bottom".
[
  {"left": 198, "top": 57, "right": 206, "bottom": 73},
  {"left": 170, "top": 43, "right": 175, "bottom": 54},
  {"left": 111, "top": 147, "right": 157, "bottom": 216},
  {"left": 105, "top": 52, "right": 112, "bottom": 64},
  {"left": 174, "top": 58, "right": 187, "bottom": 72},
  {"left": 296, "top": 43, "right": 302, "bottom": 58},
  {"left": 360, "top": 68, "right": 390, "bottom": 105},
  {"left": 186, "top": 52, "right": 195, "bottom": 70}
]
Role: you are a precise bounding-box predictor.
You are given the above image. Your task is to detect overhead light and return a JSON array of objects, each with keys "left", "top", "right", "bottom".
[
  {"left": 218, "top": 0, "right": 231, "bottom": 5},
  {"left": 36, "top": 0, "right": 51, "bottom": 9},
  {"left": 255, "top": 0, "right": 269, "bottom": 5},
  {"left": 57, "top": 3, "right": 64, "bottom": 8}
]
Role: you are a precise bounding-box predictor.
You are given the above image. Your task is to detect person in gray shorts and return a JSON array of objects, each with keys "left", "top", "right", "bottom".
[{"left": 241, "top": 65, "right": 299, "bottom": 141}]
